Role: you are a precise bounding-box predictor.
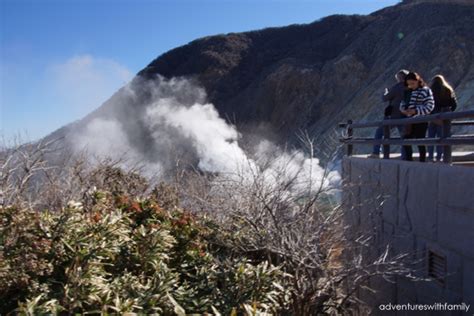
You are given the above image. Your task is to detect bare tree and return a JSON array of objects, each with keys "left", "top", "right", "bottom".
[
  {"left": 0, "top": 137, "right": 152, "bottom": 212},
  {"left": 1, "top": 133, "right": 421, "bottom": 314},
  {"left": 176, "top": 137, "right": 418, "bottom": 315}
]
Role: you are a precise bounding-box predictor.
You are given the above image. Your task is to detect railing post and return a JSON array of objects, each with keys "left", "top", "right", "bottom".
[
  {"left": 347, "top": 120, "right": 353, "bottom": 156},
  {"left": 441, "top": 118, "right": 452, "bottom": 163},
  {"left": 383, "top": 123, "right": 390, "bottom": 159}
]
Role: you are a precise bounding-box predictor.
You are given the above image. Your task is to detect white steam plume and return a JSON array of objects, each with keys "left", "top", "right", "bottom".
[{"left": 70, "top": 75, "right": 340, "bottom": 193}]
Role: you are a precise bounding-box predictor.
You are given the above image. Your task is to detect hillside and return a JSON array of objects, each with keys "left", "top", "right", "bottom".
[
  {"left": 47, "top": 0, "right": 474, "bottom": 165},
  {"left": 138, "top": 0, "right": 473, "bottom": 141}
]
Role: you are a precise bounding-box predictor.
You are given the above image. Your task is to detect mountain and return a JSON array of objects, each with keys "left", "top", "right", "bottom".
[{"left": 49, "top": 0, "right": 474, "bottom": 162}]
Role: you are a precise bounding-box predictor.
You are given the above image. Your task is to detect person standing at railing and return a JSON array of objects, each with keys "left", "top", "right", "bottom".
[
  {"left": 368, "top": 69, "right": 410, "bottom": 159},
  {"left": 427, "top": 75, "right": 458, "bottom": 162},
  {"left": 399, "top": 72, "right": 435, "bottom": 162}
]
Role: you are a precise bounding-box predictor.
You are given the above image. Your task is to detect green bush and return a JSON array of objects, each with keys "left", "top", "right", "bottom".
[{"left": 0, "top": 188, "right": 291, "bottom": 315}]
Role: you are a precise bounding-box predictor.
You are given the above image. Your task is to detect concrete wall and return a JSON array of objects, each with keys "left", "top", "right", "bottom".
[{"left": 342, "top": 157, "right": 474, "bottom": 315}]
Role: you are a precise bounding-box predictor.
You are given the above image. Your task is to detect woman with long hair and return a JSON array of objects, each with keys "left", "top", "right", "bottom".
[
  {"left": 399, "top": 72, "right": 435, "bottom": 162},
  {"left": 427, "top": 75, "right": 457, "bottom": 162}
]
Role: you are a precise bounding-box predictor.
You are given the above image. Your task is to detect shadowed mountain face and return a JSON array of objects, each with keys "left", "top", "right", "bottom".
[
  {"left": 50, "top": 0, "right": 474, "bottom": 162},
  {"left": 136, "top": 0, "right": 474, "bottom": 144}
]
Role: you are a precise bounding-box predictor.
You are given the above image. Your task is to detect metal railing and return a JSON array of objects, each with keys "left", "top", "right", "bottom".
[{"left": 339, "top": 110, "right": 474, "bottom": 163}]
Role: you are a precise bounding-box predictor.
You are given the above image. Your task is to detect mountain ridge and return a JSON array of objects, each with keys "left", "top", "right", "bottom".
[{"left": 47, "top": 0, "right": 474, "bottom": 160}]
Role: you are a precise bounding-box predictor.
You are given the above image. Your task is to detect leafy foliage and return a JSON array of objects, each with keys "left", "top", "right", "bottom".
[
  {"left": 0, "top": 182, "right": 290, "bottom": 314},
  {"left": 1, "top": 140, "right": 417, "bottom": 315}
]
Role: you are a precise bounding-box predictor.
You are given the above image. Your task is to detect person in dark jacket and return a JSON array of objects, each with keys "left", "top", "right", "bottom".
[
  {"left": 427, "top": 75, "right": 457, "bottom": 162},
  {"left": 368, "top": 69, "right": 409, "bottom": 159},
  {"left": 400, "top": 72, "right": 435, "bottom": 162}
]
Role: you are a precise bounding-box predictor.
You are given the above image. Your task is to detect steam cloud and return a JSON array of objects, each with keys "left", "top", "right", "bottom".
[{"left": 70, "top": 75, "right": 340, "bottom": 192}]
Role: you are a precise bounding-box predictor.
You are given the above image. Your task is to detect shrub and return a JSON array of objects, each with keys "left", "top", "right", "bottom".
[{"left": 0, "top": 187, "right": 290, "bottom": 314}]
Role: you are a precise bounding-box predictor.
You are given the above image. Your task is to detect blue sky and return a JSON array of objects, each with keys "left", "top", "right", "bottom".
[{"left": 1, "top": 0, "right": 399, "bottom": 141}]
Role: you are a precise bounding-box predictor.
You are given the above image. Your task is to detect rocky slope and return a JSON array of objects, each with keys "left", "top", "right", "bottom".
[{"left": 49, "top": 0, "right": 474, "bottom": 161}]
